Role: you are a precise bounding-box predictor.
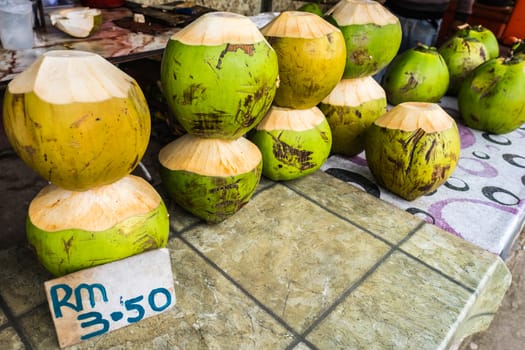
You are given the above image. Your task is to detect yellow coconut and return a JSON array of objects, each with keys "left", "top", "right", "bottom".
[
  {"left": 27, "top": 175, "right": 169, "bottom": 276},
  {"left": 2, "top": 50, "right": 151, "bottom": 191},
  {"left": 261, "top": 11, "right": 346, "bottom": 109},
  {"left": 319, "top": 76, "right": 387, "bottom": 156}
]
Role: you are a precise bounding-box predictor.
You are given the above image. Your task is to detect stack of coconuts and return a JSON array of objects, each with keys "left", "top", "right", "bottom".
[
  {"left": 291, "top": 0, "right": 459, "bottom": 202},
  {"left": 159, "top": 12, "right": 279, "bottom": 224},
  {"left": 251, "top": 10, "right": 346, "bottom": 181},
  {"left": 2, "top": 51, "right": 169, "bottom": 276},
  {"left": 318, "top": 0, "right": 399, "bottom": 157},
  {"left": 315, "top": 0, "right": 462, "bottom": 201}
]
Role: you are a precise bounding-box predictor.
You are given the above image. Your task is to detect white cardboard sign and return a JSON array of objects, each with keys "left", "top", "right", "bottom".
[{"left": 44, "top": 248, "right": 175, "bottom": 348}]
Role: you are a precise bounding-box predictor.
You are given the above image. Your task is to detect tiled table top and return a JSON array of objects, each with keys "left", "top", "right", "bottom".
[{"left": 0, "top": 170, "right": 511, "bottom": 349}]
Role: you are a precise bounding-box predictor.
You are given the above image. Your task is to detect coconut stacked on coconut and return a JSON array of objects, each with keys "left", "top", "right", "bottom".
[
  {"left": 318, "top": 0, "right": 401, "bottom": 156},
  {"left": 2, "top": 51, "right": 169, "bottom": 276},
  {"left": 159, "top": 12, "right": 279, "bottom": 223},
  {"left": 249, "top": 11, "right": 345, "bottom": 180}
]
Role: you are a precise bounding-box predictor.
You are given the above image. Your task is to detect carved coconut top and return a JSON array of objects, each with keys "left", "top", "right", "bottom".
[
  {"left": 256, "top": 106, "right": 326, "bottom": 131},
  {"left": 326, "top": 0, "right": 399, "bottom": 26},
  {"left": 375, "top": 102, "right": 455, "bottom": 132},
  {"left": 321, "top": 76, "right": 386, "bottom": 106},
  {"left": 159, "top": 134, "right": 262, "bottom": 176},
  {"left": 8, "top": 50, "right": 134, "bottom": 103},
  {"left": 261, "top": 11, "right": 341, "bottom": 38},
  {"left": 28, "top": 175, "right": 162, "bottom": 232},
  {"left": 171, "top": 11, "right": 267, "bottom": 45}
]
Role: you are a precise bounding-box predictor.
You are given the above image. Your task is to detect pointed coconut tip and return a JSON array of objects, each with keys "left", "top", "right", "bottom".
[
  {"left": 8, "top": 50, "right": 134, "bottom": 104},
  {"left": 261, "top": 10, "right": 340, "bottom": 38},
  {"left": 256, "top": 105, "right": 327, "bottom": 131},
  {"left": 374, "top": 102, "right": 455, "bottom": 132},
  {"left": 28, "top": 175, "right": 162, "bottom": 232},
  {"left": 326, "top": 0, "right": 399, "bottom": 26},
  {"left": 171, "top": 11, "right": 267, "bottom": 45},
  {"left": 321, "top": 76, "right": 386, "bottom": 106},
  {"left": 159, "top": 134, "right": 262, "bottom": 176}
]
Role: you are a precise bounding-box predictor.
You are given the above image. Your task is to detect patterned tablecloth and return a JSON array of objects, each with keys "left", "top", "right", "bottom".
[{"left": 321, "top": 96, "right": 525, "bottom": 258}]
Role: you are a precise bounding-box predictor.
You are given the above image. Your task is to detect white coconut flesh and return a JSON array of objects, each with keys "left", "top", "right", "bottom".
[
  {"left": 261, "top": 11, "right": 341, "bottom": 38},
  {"left": 171, "top": 11, "right": 267, "bottom": 45},
  {"left": 321, "top": 76, "right": 385, "bottom": 107},
  {"left": 159, "top": 134, "right": 262, "bottom": 176},
  {"left": 7, "top": 50, "right": 133, "bottom": 104},
  {"left": 256, "top": 106, "right": 327, "bottom": 131},
  {"left": 28, "top": 175, "right": 162, "bottom": 232},
  {"left": 50, "top": 7, "right": 101, "bottom": 38},
  {"left": 326, "top": 0, "right": 399, "bottom": 26},
  {"left": 375, "top": 102, "right": 455, "bottom": 132}
]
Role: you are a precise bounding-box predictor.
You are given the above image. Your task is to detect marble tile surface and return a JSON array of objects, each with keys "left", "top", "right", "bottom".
[
  {"left": 0, "top": 308, "right": 7, "bottom": 325},
  {"left": 0, "top": 171, "right": 512, "bottom": 349},
  {"left": 0, "top": 327, "right": 25, "bottom": 350},
  {"left": 306, "top": 251, "right": 473, "bottom": 349},
  {"left": 181, "top": 184, "right": 392, "bottom": 332},
  {"left": 286, "top": 171, "right": 424, "bottom": 245},
  {"left": 0, "top": 246, "right": 51, "bottom": 316}
]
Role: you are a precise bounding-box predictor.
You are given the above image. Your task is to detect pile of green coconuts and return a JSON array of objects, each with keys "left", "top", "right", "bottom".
[{"left": 3, "top": 0, "right": 525, "bottom": 276}]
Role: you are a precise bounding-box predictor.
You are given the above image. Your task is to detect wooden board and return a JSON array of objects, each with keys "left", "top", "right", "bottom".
[{"left": 44, "top": 248, "right": 175, "bottom": 348}]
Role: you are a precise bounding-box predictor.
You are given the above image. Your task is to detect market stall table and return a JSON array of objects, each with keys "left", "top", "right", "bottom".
[
  {"left": 0, "top": 10, "right": 516, "bottom": 350},
  {"left": 0, "top": 170, "right": 512, "bottom": 349}
]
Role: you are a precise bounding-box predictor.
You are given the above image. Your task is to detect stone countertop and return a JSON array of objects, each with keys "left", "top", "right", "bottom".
[{"left": 0, "top": 170, "right": 512, "bottom": 349}]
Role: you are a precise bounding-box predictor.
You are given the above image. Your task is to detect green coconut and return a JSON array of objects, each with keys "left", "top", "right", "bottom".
[
  {"left": 160, "top": 12, "right": 279, "bottom": 139},
  {"left": 2, "top": 50, "right": 151, "bottom": 191},
  {"left": 455, "top": 24, "right": 499, "bottom": 59},
  {"left": 298, "top": 2, "right": 324, "bottom": 16},
  {"left": 248, "top": 106, "right": 332, "bottom": 181},
  {"left": 511, "top": 40, "right": 525, "bottom": 61},
  {"left": 382, "top": 44, "right": 450, "bottom": 105},
  {"left": 159, "top": 134, "right": 262, "bottom": 223},
  {"left": 27, "top": 175, "right": 169, "bottom": 276},
  {"left": 260, "top": 11, "right": 346, "bottom": 109},
  {"left": 325, "top": 0, "right": 402, "bottom": 78},
  {"left": 318, "top": 76, "right": 387, "bottom": 156},
  {"left": 458, "top": 55, "right": 525, "bottom": 134},
  {"left": 364, "top": 102, "right": 460, "bottom": 201},
  {"left": 438, "top": 35, "right": 489, "bottom": 95}
]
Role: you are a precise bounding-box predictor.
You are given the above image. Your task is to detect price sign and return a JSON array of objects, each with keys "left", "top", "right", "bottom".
[{"left": 44, "top": 248, "right": 175, "bottom": 348}]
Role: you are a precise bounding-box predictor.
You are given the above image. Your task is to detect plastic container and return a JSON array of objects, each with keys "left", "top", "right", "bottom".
[{"left": 0, "top": 0, "right": 34, "bottom": 50}]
